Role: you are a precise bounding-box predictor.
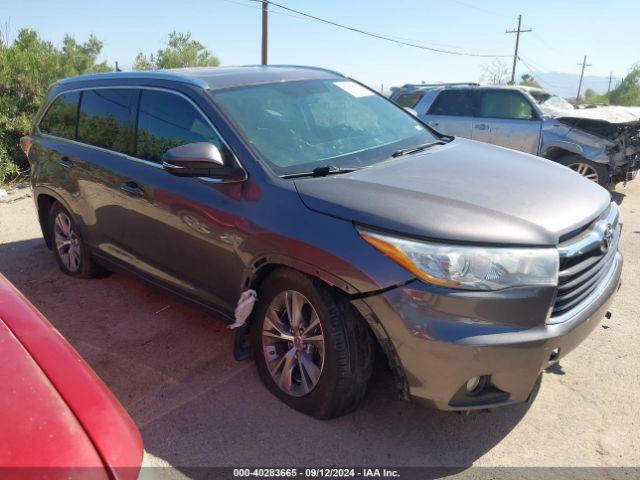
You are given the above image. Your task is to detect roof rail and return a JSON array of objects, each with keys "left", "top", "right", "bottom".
[{"left": 401, "top": 82, "right": 479, "bottom": 89}]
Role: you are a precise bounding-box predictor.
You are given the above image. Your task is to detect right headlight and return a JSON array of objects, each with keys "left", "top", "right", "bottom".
[{"left": 358, "top": 228, "right": 559, "bottom": 291}]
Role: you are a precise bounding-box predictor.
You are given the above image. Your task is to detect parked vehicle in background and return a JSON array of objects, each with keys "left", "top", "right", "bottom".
[
  {"left": 391, "top": 83, "right": 640, "bottom": 187},
  {"left": 0, "top": 274, "right": 144, "bottom": 480},
  {"left": 23, "top": 66, "right": 622, "bottom": 418}
]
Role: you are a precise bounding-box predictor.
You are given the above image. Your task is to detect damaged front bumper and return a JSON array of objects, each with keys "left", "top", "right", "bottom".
[
  {"left": 353, "top": 252, "right": 622, "bottom": 411},
  {"left": 545, "top": 115, "right": 640, "bottom": 186}
]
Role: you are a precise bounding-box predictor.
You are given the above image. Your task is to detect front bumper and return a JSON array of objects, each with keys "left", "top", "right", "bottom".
[{"left": 355, "top": 251, "right": 623, "bottom": 410}]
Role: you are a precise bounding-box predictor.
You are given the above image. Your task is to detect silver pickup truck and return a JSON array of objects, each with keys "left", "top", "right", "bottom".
[{"left": 390, "top": 83, "right": 639, "bottom": 187}]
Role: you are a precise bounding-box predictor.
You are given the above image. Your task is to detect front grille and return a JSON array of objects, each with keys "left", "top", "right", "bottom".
[{"left": 551, "top": 203, "right": 621, "bottom": 320}]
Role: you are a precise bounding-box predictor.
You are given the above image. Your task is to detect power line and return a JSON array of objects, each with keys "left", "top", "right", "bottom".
[
  {"left": 223, "top": 0, "right": 503, "bottom": 53},
  {"left": 243, "top": 0, "right": 511, "bottom": 58},
  {"left": 530, "top": 31, "right": 570, "bottom": 61},
  {"left": 517, "top": 56, "right": 563, "bottom": 90}
]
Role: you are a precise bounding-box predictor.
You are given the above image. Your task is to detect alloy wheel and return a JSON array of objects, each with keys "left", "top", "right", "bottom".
[
  {"left": 262, "top": 290, "right": 325, "bottom": 397},
  {"left": 569, "top": 162, "right": 599, "bottom": 183},
  {"left": 53, "top": 212, "right": 81, "bottom": 272}
]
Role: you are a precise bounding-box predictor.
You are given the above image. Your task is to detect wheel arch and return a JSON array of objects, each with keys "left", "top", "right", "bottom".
[
  {"left": 34, "top": 188, "right": 83, "bottom": 250},
  {"left": 244, "top": 257, "right": 410, "bottom": 401},
  {"left": 243, "top": 254, "right": 358, "bottom": 296},
  {"left": 542, "top": 146, "right": 584, "bottom": 162}
]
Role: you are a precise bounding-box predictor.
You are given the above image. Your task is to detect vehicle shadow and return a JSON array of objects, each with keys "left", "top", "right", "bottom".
[
  {"left": 0, "top": 237, "right": 531, "bottom": 473},
  {"left": 610, "top": 190, "right": 625, "bottom": 205}
]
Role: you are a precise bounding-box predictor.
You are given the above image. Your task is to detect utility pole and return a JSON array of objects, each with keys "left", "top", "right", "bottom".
[
  {"left": 607, "top": 71, "right": 613, "bottom": 92},
  {"left": 115, "top": 61, "right": 121, "bottom": 72},
  {"left": 576, "top": 55, "right": 592, "bottom": 103},
  {"left": 261, "top": 0, "right": 268, "bottom": 65},
  {"left": 506, "top": 14, "right": 531, "bottom": 85}
]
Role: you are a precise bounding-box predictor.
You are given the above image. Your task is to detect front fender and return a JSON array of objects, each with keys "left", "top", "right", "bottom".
[{"left": 541, "top": 120, "right": 615, "bottom": 164}]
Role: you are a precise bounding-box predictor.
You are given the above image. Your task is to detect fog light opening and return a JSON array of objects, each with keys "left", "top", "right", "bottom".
[{"left": 465, "top": 375, "right": 489, "bottom": 396}]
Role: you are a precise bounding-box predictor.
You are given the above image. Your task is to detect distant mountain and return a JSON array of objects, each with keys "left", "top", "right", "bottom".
[{"left": 528, "top": 71, "right": 620, "bottom": 99}]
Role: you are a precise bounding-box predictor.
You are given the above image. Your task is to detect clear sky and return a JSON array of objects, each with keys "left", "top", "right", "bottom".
[{"left": 3, "top": 0, "right": 638, "bottom": 92}]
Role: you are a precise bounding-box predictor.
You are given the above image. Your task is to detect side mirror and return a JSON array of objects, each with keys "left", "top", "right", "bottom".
[
  {"left": 162, "top": 142, "right": 246, "bottom": 182},
  {"left": 403, "top": 107, "right": 418, "bottom": 116}
]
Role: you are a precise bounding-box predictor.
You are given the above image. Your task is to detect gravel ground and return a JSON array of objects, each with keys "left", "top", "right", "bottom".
[{"left": 0, "top": 182, "right": 638, "bottom": 478}]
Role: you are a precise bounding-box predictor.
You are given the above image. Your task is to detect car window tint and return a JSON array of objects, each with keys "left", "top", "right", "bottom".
[
  {"left": 427, "top": 90, "right": 474, "bottom": 116},
  {"left": 136, "top": 90, "right": 222, "bottom": 163},
  {"left": 39, "top": 92, "right": 80, "bottom": 139},
  {"left": 77, "top": 89, "right": 137, "bottom": 154},
  {"left": 395, "top": 92, "right": 423, "bottom": 108},
  {"left": 479, "top": 91, "right": 534, "bottom": 119}
]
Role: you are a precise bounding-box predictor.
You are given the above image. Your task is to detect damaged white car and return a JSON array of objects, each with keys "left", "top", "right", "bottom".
[{"left": 390, "top": 83, "right": 640, "bottom": 187}]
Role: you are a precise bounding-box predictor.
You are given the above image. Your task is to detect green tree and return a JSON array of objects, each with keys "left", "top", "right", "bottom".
[
  {"left": 584, "top": 88, "right": 610, "bottom": 105},
  {"left": 133, "top": 31, "right": 220, "bottom": 70},
  {"left": 0, "top": 29, "right": 112, "bottom": 183},
  {"left": 608, "top": 65, "right": 640, "bottom": 106},
  {"left": 519, "top": 73, "right": 542, "bottom": 88}
]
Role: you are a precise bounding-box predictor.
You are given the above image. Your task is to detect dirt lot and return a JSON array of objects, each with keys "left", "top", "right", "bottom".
[{"left": 0, "top": 182, "right": 639, "bottom": 477}]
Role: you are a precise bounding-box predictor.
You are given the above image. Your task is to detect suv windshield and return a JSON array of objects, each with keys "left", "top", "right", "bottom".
[
  {"left": 528, "top": 90, "right": 574, "bottom": 113},
  {"left": 210, "top": 79, "right": 438, "bottom": 176}
]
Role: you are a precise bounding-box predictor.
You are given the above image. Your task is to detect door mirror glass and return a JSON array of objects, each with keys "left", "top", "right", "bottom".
[{"left": 162, "top": 142, "right": 245, "bottom": 182}]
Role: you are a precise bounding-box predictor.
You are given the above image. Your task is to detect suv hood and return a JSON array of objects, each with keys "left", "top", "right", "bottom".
[
  {"left": 550, "top": 106, "right": 640, "bottom": 142},
  {"left": 551, "top": 106, "right": 640, "bottom": 124},
  {"left": 294, "top": 138, "right": 610, "bottom": 246}
]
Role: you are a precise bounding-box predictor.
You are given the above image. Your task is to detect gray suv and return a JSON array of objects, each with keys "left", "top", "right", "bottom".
[
  {"left": 23, "top": 66, "right": 622, "bottom": 418},
  {"left": 390, "top": 83, "right": 639, "bottom": 187}
]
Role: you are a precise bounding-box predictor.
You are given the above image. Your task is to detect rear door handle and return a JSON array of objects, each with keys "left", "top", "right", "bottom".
[
  {"left": 59, "top": 156, "right": 73, "bottom": 168},
  {"left": 120, "top": 181, "right": 145, "bottom": 197},
  {"left": 474, "top": 123, "right": 489, "bottom": 131}
]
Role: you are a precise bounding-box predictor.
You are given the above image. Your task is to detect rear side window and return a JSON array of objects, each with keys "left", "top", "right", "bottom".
[
  {"left": 39, "top": 92, "right": 80, "bottom": 139},
  {"left": 479, "top": 91, "right": 535, "bottom": 119},
  {"left": 427, "top": 90, "right": 474, "bottom": 116},
  {"left": 395, "top": 92, "right": 423, "bottom": 108},
  {"left": 136, "top": 90, "right": 222, "bottom": 163},
  {"left": 78, "top": 89, "right": 138, "bottom": 154}
]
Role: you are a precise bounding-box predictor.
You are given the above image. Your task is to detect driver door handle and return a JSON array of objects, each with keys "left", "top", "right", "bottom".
[
  {"left": 474, "top": 123, "right": 490, "bottom": 131},
  {"left": 120, "top": 181, "right": 145, "bottom": 197}
]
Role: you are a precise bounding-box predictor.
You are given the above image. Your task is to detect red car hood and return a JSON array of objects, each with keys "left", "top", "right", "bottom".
[
  {"left": 0, "top": 320, "right": 108, "bottom": 478},
  {"left": 0, "top": 275, "right": 143, "bottom": 480}
]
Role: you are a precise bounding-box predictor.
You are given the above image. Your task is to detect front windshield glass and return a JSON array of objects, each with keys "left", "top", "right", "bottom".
[
  {"left": 210, "top": 79, "right": 438, "bottom": 176},
  {"left": 529, "top": 91, "right": 574, "bottom": 112}
]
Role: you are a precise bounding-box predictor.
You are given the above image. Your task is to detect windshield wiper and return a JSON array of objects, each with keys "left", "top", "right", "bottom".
[
  {"left": 392, "top": 141, "right": 446, "bottom": 157},
  {"left": 281, "top": 165, "right": 360, "bottom": 179}
]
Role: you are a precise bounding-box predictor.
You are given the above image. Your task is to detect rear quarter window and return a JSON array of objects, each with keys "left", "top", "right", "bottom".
[
  {"left": 77, "top": 89, "right": 138, "bottom": 154},
  {"left": 427, "top": 90, "right": 475, "bottom": 116},
  {"left": 39, "top": 92, "right": 80, "bottom": 139},
  {"left": 394, "top": 92, "right": 424, "bottom": 108}
]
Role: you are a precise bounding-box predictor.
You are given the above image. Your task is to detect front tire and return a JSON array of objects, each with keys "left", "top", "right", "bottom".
[
  {"left": 48, "top": 202, "right": 99, "bottom": 278},
  {"left": 555, "top": 154, "right": 610, "bottom": 187},
  {"left": 252, "top": 269, "right": 373, "bottom": 419}
]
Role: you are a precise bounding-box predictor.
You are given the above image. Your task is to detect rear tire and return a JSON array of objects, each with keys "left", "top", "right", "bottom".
[
  {"left": 555, "top": 154, "right": 610, "bottom": 187},
  {"left": 48, "top": 202, "right": 100, "bottom": 278},
  {"left": 252, "top": 269, "right": 373, "bottom": 419}
]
